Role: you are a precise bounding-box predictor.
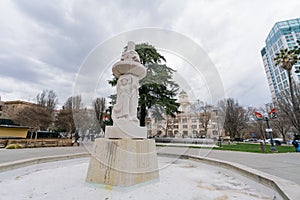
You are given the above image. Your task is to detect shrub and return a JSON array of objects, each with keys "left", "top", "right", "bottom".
[{"left": 5, "top": 143, "right": 24, "bottom": 149}]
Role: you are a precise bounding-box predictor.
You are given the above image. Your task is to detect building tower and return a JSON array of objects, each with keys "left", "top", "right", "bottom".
[
  {"left": 261, "top": 18, "right": 300, "bottom": 101},
  {"left": 178, "top": 90, "right": 190, "bottom": 113}
]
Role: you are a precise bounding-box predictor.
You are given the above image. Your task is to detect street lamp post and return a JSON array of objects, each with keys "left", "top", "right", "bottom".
[
  {"left": 217, "top": 118, "right": 222, "bottom": 147},
  {"left": 213, "top": 109, "right": 222, "bottom": 147},
  {"left": 265, "top": 117, "right": 277, "bottom": 152}
]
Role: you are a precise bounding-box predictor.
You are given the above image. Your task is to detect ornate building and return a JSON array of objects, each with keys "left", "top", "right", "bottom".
[{"left": 147, "top": 91, "right": 221, "bottom": 140}]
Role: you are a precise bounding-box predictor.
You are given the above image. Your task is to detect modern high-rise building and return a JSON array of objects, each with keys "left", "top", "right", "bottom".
[{"left": 261, "top": 18, "right": 300, "bottom": 101}]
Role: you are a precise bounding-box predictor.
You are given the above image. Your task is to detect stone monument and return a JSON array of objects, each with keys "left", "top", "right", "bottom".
[{"left": 86, "top": 41, "right": 159, "bottom": 187}]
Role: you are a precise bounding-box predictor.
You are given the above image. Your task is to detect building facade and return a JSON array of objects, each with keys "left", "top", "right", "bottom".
[
  {"left": 146, "top": 91, "right": 221, "bottom": 139},
  {"left": 1, "top": 100, "right": 38, "bottom": 119},
  {"left": 261, "top": 18, "right": 300, "bottom": 101},
  {"left": 0, "top": 97, "right": 4, "bottom": 118}
]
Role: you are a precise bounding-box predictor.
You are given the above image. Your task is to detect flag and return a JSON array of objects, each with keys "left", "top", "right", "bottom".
[
  {"left": 269, "top": 108, "right": 276, "bottom": 119},
  {"left": 254, "top": 111, "right": 264, "bottom": 120}
]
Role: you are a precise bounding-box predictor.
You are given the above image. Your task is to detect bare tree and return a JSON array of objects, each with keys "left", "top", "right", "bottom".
[
  {"left": 218, "top": 98, "right": 247, "bottom": 139},
  {"left": 93, "top": 97, "right": 106, "bottom": 129},
  {"left": 246, "top": 107, "right": 267, "bottom": 141},
  {"left": 276, "top": 85, "right": 300, "bottom": 134},
  {"left": 36, "top": 91, "right": 46, "bottom": 107},
  {"left": 13, "top": 105, "right": 52, "bottom": 132},
  {"left": 191, "top": 100, "right": 212, "bottom": 136},
  {"left": 37, "top": 90, "right": 58, "bottom": 114},
  {"left": 55, "top": 95, "right": 84, "bottom": 136},
  {"left": 64, "top": 95, "right": 83, "bottom": 110},
  {"left": 55, "top": 109, "right": 75, "bottom": 135}
]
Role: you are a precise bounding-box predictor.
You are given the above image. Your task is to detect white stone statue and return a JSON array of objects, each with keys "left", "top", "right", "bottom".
[
  {"left": 105, "top": 41, "right": 147, "bottom": 138},
  {"left": 112, "top": 74, "right": 139, "bottom": 121},
  {"left": 120, "top": 41, "right": 140, "bottom": 63}
]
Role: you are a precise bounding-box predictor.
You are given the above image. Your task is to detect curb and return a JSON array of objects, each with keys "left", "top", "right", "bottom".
[
  {"left": 157, "top": 152, "right": 300, "bottom": 200},
  {"left": 0, "top": 152, "right": 91, "bottom": 172}
]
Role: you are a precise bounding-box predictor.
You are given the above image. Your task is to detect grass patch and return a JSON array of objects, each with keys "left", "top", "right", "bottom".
[{"left": 213, "top": 143, "right": 296, "bottom": 153}]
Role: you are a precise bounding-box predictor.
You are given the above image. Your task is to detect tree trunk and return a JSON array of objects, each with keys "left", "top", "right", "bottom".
[
  {"left": 287, "top": 70, "right": 295, "bottom": 106},
  {"left": 287, "top": 70, "right": 300, "bottom": 134},
  {"left": 140, "top": 104, "right": 146, "bottom": 127},
  {"left": 281, "top": 131, "right": 287, "bottom": 143}
]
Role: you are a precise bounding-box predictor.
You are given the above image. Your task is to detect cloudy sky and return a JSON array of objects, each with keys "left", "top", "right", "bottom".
[{"left": 1, "top": 0, "right": 299, "bottom": 108}]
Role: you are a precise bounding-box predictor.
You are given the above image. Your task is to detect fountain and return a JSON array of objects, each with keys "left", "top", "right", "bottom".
[{"left": 86, "top": 41, "right": 159, "bottom": 187}]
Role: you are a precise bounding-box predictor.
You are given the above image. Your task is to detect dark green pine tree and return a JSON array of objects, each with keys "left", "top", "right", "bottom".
[{"left": 109, "top": 43, "right": 180, "bottom": 127}]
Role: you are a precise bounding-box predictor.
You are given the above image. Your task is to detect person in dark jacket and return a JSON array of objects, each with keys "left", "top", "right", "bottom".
[{"left": 292, "top": 139, "right": 300, "bottom": 152}]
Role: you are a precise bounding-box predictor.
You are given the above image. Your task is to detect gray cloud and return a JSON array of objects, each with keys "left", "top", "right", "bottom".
[{"left": 1, "top": 0, "right": 300, "bottom": 108}]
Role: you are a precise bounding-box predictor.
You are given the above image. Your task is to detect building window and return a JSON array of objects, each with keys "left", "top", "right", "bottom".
[
  {"left": 182, "top": 118, "right": 187, "bottom": 123},
  {"left": 183, "top": 131, "right": 188, "bottom": 136},
  {"left": 273, "top": 44, "right": 278, "bottom": 52},
  {"left": 276, "top": 76, "right": 281, "bottom": 83},
  {"left": 283, "top": 80, "right": 288, "bottom": 88},
  {"left": 191, "top": 118, "right": 197, "bottom": 123},
  {"left": 285, "top": 34, "right": 294, "bottom": 42},
  {"left": 278, "top": 83, "right": 283, "bottom": 90},
  {"left": 277, "top": 39, "right": 283, "bottom": 47},
  {"left": 213, "top": 130, "right": 218, "bottom": 135},
  {"left": 183, "top": 125, "right": 188, "bottom": 129},
  {"left": 191, "top": 125, "right": 197, "bottom": 129},
  {"left": 281, "top": 73, "right": 286, "bottom": 80}
]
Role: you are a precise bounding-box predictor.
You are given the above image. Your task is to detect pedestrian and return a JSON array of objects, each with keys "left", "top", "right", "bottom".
[
  {"left": 292, "top": 139, "right": 300, "bottom": 152},
  {"left": 73, "top": 131, "right": 80, "bottom": 146}
]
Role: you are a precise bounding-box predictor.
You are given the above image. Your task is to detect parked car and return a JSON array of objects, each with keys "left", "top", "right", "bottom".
[
  {"left": 265, "top": 138, "right": 283, "bottom": 145},
  {"left": 244, "top": 138, "right": 257, "bottom": 142}
]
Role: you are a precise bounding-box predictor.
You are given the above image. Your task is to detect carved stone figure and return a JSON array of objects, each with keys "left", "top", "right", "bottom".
[
  {"left": 106, "top": 41, "right": 147, "bottom": 138},
  {"left": 112, "top": 74, "right": 139, "bottom": 121},
  {"left": 121, "top": 41, "right": 140, "bottom": 63}
]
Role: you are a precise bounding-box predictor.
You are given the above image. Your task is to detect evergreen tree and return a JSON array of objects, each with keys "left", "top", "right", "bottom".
[{"left": 109, "top": 43, "right": 180, "bottom": 126}]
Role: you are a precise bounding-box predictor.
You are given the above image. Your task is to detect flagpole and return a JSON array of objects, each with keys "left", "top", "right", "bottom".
[{"left": 254, "top": 110, "right": 277, "bottom": 152}]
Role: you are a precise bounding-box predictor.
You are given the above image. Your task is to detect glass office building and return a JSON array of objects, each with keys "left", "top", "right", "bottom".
[{"left": 261, "top": 18, "right": 300, "bottom": 101}]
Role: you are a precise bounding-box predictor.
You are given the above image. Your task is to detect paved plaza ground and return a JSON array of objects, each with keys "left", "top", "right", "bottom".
[
  {"left": 0, "top": 157, "right": 281, "bottom": 200},
  {"left": 1, "top": 141, "right": 299, "bottom": 185}
]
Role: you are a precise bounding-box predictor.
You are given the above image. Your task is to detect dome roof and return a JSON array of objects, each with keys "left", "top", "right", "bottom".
[{"left": 179, "top": 90, "right": 187, "bottom": 95}]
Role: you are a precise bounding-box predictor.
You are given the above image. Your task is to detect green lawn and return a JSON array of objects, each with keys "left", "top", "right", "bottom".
[{"left": 213, "top": 143, "right": 296, "bottom": 153}]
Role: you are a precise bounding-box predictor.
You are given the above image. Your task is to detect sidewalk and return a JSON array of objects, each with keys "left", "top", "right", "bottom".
[
  {"left": 0, "top": 141, "right": 94, "bottom": 164},
  {"left": 157, "top": 146, "right": 300, "bottom": 185}
]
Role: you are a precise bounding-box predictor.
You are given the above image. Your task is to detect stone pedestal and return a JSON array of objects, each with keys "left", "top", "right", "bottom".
[
  {"left": 86, "top": 138, "right": 159, "bottom": 187},
  {"left": 105, "top": 119, "right": 147, "bottom": 139}
]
